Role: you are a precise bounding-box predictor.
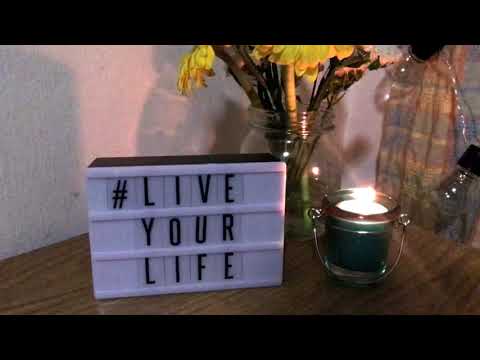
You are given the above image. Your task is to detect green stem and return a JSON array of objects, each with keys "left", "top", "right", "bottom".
[{"left": 286, "top": 135, "right": 322, "bottom": 190}]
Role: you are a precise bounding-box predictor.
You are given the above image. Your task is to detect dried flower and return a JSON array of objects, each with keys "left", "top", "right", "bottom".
[
  {"left": 362, "top": 45, "right": 403, "bottom": 65},
  {"left": 177, "top": 45, "right": 216, "bottom": 95}
]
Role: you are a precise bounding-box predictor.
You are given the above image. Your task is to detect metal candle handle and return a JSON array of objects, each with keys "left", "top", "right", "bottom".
[{"left": 308, "top": 207, "right": 410, "bottom": 285}]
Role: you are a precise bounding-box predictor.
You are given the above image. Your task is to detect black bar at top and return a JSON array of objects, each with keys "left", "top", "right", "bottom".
[{"left": 89, "top": 153, "right": 281, "bottom": 168}]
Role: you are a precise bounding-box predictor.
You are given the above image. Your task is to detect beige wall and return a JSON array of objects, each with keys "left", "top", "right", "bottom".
[{"left": 0, "top": 45, "right": 385, "bottom": 260}]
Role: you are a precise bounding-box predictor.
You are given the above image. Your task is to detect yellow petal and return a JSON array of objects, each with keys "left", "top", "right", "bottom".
[
  {"left": 252, "top": 45, "right": 273, "bottom": 61},
  {"left": 295, "top": 62, "right": 307, "bottom": 77},
  {"left": 271, "top": 45, "right": 286, "bottom": 54},
  {"left": 334, "top": 45, "right": 354, "bottom": 60},
  {"left": 177, "top": 53, "right": 192, "bottom": 94},
  {"left": 178, "top": 53, "right": 189, "bottom": 74},
  {"left": 177, "top": 45, "right": 216, "bottom": 95},
  {"left": 316, "top": 45, "right": 331, "bottom": 62},
  {"left": 327, "top": 46, "right": 337, "bottom": 59},
  {"left": 301, "top": 45, "right": 330, "bottom": 66},
  {"left": 303, "top": 66, "right": 319, "bottom": 83},
  {"left": 270, "top": 45, "right": 301, "bottom": 65},
  {"left": 192, "top": 45, "right": 212, "bottom": 69}
]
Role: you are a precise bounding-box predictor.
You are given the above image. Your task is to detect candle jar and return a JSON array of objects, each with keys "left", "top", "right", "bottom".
[{"left": 308, "top": 188, "right": 410, "bottom": 286}]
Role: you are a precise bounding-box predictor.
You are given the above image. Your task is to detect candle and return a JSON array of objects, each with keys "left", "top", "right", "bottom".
[
  {"left": 336, "top": 187, "right": 388, "bottom": 216},
  {"left": 309, "top": 187, "right": 408, "bottom": 286},
  {"left": 337, "top": 199, "right": 388, "bottom": 216},
  {"left": 324, "top": 187, "right": 392, "bottom": 276}
]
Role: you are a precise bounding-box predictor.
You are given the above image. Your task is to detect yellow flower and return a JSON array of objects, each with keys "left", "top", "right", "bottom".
[
  {"left": 252, "top": 45, "right": 329, "bottom": 82},
  {"left": 293, "top": 46, "right": 331, "bottom": 81},
  {"left": 252, "top": 45, "right": 354, "bottom": 82},
  {"left": 177, "top": 45, "right": 215, "bottom": 95},
  {"left": 269, "top": 45, "right": 301, "bottom": 65},
  {"left": 331, "top": 45, "right": 355, "bottom": 60},
  {"left": 251, "top": 45, "right": 273, "bottom": 62},
  {"left": 302, "top": 66, "right": 322, "bottom": 83}
]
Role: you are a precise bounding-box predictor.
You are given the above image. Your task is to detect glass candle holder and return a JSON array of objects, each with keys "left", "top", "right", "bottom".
[{"left": 308, "top": 188, "right": 410, "bottom": 286}]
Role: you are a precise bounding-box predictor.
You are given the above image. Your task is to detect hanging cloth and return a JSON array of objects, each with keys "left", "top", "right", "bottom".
[{"left": 376, "top": 45, "right": 480, "bottom": 246}]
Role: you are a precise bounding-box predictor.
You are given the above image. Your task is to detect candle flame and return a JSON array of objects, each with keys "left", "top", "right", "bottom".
[{"left": 352, "top": 187, "right": 376, "bottom": 203}]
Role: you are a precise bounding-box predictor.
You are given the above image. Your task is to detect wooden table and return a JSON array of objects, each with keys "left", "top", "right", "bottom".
[{"left": 2, "top": 225, "right": 480, "bottom": 315}]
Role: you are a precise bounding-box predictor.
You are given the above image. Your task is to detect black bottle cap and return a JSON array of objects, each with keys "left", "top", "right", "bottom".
[
  {"left": 409, "top": 45, "right": 445, "bottom": 62},
  {"left": 458, "top": 144, "right": 480, "bottom": 176}
]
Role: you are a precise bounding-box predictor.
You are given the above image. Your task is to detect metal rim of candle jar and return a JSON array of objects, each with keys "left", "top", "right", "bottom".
[{"left": 322, "top": 188, "right": 401, "bottom": 225}]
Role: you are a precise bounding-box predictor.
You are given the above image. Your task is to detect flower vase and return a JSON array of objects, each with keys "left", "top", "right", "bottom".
[{"left": 241, "top": 107, "right": 342, "bottom": 240}]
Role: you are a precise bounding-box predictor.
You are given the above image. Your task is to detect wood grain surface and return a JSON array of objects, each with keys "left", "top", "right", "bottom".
[{"left": 1, "top": 225, "right": 480, "bottom": 315}]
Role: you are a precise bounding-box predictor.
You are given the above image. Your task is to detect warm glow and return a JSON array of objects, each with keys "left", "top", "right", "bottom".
[
  {"left": 336, "top": 187, "right": 388, "bottom": 216},
  {"left": 352, "top": 187, "right": 377, "bottom": 203},
  {"left": 311, "top": 166, "right": 320, "bottom": 176}
]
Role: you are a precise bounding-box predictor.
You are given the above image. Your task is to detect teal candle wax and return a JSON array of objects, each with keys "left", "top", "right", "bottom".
[{"left": 325, "top": 212, "right": 393, "bottom": 274}]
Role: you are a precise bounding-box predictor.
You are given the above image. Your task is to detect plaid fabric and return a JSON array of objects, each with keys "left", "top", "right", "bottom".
[{"left": 376, "top": 45, "right": 480, "bottom": 246}]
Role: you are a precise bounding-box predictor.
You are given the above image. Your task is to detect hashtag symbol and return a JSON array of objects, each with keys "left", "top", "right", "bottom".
[{"left": 112, "top": 179, "right": 128, "bottom": 209}]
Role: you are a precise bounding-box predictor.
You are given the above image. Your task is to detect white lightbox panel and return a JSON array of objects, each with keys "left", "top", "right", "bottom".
[{"left": 87, "top": 154, "right": 285, "bottom": 300}]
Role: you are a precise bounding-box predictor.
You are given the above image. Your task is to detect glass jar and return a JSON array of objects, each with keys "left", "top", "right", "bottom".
[
  {"left": 241, "top": 106, "right": 342, "bottom": 240},
  {"left": 308, "top": 188, "right": 410, "bottom": 286}
]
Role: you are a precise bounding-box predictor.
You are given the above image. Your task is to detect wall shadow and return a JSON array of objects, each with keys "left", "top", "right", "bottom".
[
  {"left": 0, "top": 46, "right": 81, "bottom": 260},
  {"left": 137, "top": 46, "right": 253, "bottom": 157},
  {"left": 208, "top": 98, "right": 250, "bottom": 154},
  {"left": 136, "top": 45, "right": 195, "bottom": 156}
]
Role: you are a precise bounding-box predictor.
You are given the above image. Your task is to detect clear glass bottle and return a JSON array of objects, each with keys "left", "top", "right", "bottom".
[
  {"left": 381, "top": 45, "right": 480, "bottom": 244},
  {"left": 433, "top": 145, "right": 480, "bottom": 244},
  {"left": 428, "top": 46, "right": 480, "bottom": 245},
  {"left": 384, "top": 45, "right": 444, "bottom": 100}
]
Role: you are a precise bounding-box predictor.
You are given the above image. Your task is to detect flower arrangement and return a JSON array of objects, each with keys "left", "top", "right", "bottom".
[
  {"left": 177, "top": 45, "right": 403, "bottom": 217},
  {"left": 177, "top": 45, "right": 401, "bottom": 119},
  {"left": 177, "top": 45, "right": 402, "bottom": 236},
  {"left": 177, "top": 45, "right": 401, "bottom": 179}
]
